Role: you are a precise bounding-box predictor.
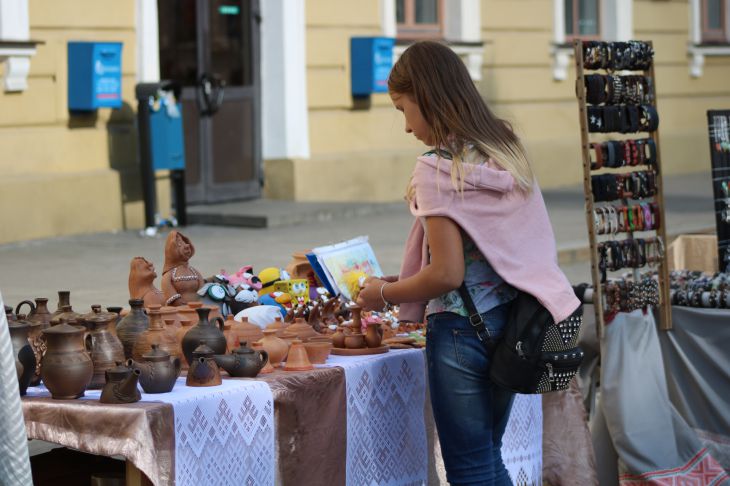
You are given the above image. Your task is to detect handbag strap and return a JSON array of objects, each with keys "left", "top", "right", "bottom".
[{"left": 457, "top": 283, "right": 496, "bottom": 351}]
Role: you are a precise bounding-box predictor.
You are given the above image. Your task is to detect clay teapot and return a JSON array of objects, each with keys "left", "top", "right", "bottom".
[
  {"left": 214, "top": 339, "right": 269, "bottom": 378},
  {"left": 100, "top": 361, "right": 142, "bottom": 404},
  {"left": 181, "top": 307, "right": 226, "bottom": 366},
  {"left": 132, "top": 305, "right": 179, "bottom": 363},
  {"left": 41, "top": 321, "right": 93, "bottom": 399},
  {"left": 16, "top": 298, "right": 52, "bottom": 386},
  {"left": 9, "top": 315, "right": 36, "bottom": 396},
  {"left": 85, "top": 310, "right": 125, "bottom": 390},
  {"left": 50, "top": 291, "right": 72, "bottom": 322},
  {"left": 116, "top": 299, "right": 149, "bottom": 360},
  {"left": 251, "top": 342, "right": 274, "bottom": 374},
  {"left": 130, "top": 344, "right": 181, "bottom": 394},
  {"left": 186, "top": 342, "right": 222, "bottom": 387}
]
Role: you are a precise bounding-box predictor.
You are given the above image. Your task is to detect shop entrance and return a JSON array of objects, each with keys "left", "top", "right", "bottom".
[{"left": 158, "top": 0, "right": 261, "bottom": 204}]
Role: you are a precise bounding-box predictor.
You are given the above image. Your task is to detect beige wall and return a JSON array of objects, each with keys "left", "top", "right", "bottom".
[
  {"left": 274, "top": 0, "right": 728, "bottom": 202},
  {"left": 0, "top": 0, "right": 168, "bottom": 244}
]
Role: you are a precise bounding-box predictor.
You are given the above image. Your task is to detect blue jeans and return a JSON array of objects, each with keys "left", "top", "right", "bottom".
[{"left": 426, "top": 304, "right": 515, "bottom": 486}]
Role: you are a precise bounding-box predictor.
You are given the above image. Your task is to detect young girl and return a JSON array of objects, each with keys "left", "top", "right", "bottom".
[{"left": 357, "top": 41, "right": 580, "bottom": 485}]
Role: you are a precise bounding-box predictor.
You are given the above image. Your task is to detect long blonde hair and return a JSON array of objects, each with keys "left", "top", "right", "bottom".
[{"left": 389, "top": 41, "right": 534, "bottom": 198}]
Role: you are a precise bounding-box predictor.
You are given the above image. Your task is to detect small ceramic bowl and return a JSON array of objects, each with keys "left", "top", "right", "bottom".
[{"left": 303, "top": 341, "right": 333, "bottom": 364}]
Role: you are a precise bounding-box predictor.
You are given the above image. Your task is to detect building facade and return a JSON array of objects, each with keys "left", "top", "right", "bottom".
[{"left": 0, "top": 0, "right": 727, "bottom": 244}]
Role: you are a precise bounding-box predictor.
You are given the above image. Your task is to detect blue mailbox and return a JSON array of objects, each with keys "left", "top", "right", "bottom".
[
  {"left": 350, "top": 37, "right": 395, "bottom": 97},
  {"left": 149, "top": 97, "right": 185, "bottom": 171},
  {"left": 68, "top": 41, "right": 123, "bottom": 110}
]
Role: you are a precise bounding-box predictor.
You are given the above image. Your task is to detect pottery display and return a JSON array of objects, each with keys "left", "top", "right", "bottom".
[
  {"left": 344, "top": 332, "right": 366, "bottom": 349},
  {"left": 214, "top": 340, "right": 269, "bottom": 378},
  {"left": 285, "top": 317, "right": 319, "bottom": 342},
  {"left": 365, "top": 322, "right": 383, "bottom": 348},
  {"left": 332, "top": 326, "right": 348, "bottom": 349},
  {"left": 132, "top": 305, "right": 180, "bottom": 363},
  {"left": 9, "top": 316, "right": 36, "bottom": 395},
  {"left": 231, "top": 315, "right": 263, "bottom": 348},
  {"left": 250, "top": 342, "right": 275, "bottom": 374},
  {"left": 50, "top": 291, "right": 71, "bottom": 322},
  {"left": 85, "top": 310, "right": 125, "bottom": 389},
  {"left": 50, "top": 305, "right": 83, "bottom": 327},
  {"left": 15, "top": 298, "right": 52, "bottom": 386},
  {"left": 186, "top": 342, "right": 222, "bottom": 387},
  {"left": 161, "top": 230, "right": 205, "bottom": 306},
  {"left": 302, "top": 341, "right": 332, "bottom": 365},
  {"left": 130, "top": 344, "right": 181, "bottom": 394},
  {"left": 129, "top": 256, "right": 165, "bottom": 308},
  {"left": 116, "top": 299, "right": 149, "bottom": 360},
  {"left": 99, "top": 362, "right": 141, "bottom": 404},
  {"left": 181, "top": 307, "right": 226, "bottom": 366},
  {"left": 283, "top": 340, "right": 313, "bottom": 371},
  {"left": 41, "top": 322, "right": 93, "bottom": 399},
  {"left": 259, "top": 329, "right": 289, "bottom": 367}
]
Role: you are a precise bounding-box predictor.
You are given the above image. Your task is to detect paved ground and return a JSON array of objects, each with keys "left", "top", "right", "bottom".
[{"left": 0, "top": 172, "right": 715, "bottom": 311}]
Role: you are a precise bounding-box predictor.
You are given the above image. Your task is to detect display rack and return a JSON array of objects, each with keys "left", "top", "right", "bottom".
[
  {"left": 573, "top": 40, "right": 672, "bottom": 335},
  {"left": 706, "top": 110, "right": 730, "bottom": 272}
]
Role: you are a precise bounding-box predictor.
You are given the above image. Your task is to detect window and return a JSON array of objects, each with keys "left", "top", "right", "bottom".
[
  {"left": 564, "top": 0, "right": 601, "bottom": 39},
  {"left": 396, "top": 0, "right": 444, "bottom": 39},
  {"left": 701, "top": 0, "right": 727, "bottom": 43}
]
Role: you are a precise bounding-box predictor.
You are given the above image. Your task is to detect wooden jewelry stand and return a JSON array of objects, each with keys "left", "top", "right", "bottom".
[{"left": 573, "top": 40, "right": 672, "bottom": 336}]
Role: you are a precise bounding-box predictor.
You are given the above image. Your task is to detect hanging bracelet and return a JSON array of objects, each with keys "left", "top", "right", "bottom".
[{"left": 380, "top": 282, "right": 394, "bottom": 312}]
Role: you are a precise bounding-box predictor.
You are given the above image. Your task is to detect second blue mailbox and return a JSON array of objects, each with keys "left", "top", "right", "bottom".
[
  {"left": 350, "top": 37, "right": 395, "bottom": 97},
  {"left": 68, "top": 41, "right": 123, "bottom": 111}
]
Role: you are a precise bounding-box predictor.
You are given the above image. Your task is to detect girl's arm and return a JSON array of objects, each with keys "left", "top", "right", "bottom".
[{"left": 357, "top": 216, "right": 465, "bottom": 311}]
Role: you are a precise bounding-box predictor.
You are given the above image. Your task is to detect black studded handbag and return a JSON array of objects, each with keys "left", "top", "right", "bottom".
[{"left": 458, "top": 285, "right": 584, "bottom": 394}]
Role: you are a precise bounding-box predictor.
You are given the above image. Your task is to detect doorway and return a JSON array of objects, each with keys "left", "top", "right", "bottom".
[{"left": 158, "top": 0, "right": 261, "bottom": 204}]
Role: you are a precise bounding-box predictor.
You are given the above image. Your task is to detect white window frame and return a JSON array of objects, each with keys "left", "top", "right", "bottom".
[
  {"left": 383, "top": 0, "right": 484, "bottom": 81},
  {"left": 551, "top": 0, "right": 632, "bottom": 81},
  {"left": 0, "top": 0, "right": 37, "bottom": 92},
  {"left": 688, "top": 0, "right": 730, "bottom": 78}
]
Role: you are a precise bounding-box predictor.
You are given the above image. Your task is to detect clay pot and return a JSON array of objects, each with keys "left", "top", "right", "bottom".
[
  {"left": 130, "top": 344, "right": 181, "bottom": 394},
  {"left": 116, "top": 299, "right": 149, "bottom": 359},
  {"left": 365, "top": 322, "right": 383, "bottom": 348},
  {"left": 332, "top": 326, "right": 348, "bottom": 349},
  {"left": 41, "top": 322, "right": 93, "bottom": 399},
  {"left": 222, "top": 315, "right": 238, "bottom": 352},
  {"left": 265, "top": 317, "right": 287, "bottom": 337},
  {"left": 85, "top": 311, "right": 125, "bottom": 390},
  {"left": 251, "top": 342, "right": 275, "bottom": 374},
  {"left": 186, "top": 342, "right": 222, "bottom": 387},
  {"left": 50, "top": 291, "right": 71, "bottom": 322},
  {"left": 303, "top": 341, "right": 332, "bottom": 365},
  {"left": 9, "top": 316, "right": 36, "bottom": 395},
  {"left": 132, "top": 305, "right": 180, "bottom": 364},
  {"left": 16, "top": 298, "right": 52, "bottom": 386},
  {"left": 214, "top": 340, "right": 269, "bottom": 378},
  {"left": 284, "top": 340, "right": 313, "bottom": 371},
  {"left": 260, "top": 329, "right": 289, "bottom": 367},
  {"left": 100, "top": 362, "right": 141, "bottom": 404},
  {"left": 231, "top": 316, "right": 263, "bottom": 348},
  {"left": 159, "top": 306, "right": 182, "bottom": 329},
  {"left": 344, "top": 332, "right": 366, "bottom": 349},
  {"left": 285, "top": 317, "right": 319, "bottom": 342},
  {"left": 181, "top": 307, "right": 226, "bottom": 366}
]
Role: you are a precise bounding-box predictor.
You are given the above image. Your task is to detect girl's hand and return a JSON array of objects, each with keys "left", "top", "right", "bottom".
[
  {"left": 382, "top": 275, "right": 399, "bottom": 283},
  {"left": 356, "top": 277, "right": 388, "bottom": 311}
]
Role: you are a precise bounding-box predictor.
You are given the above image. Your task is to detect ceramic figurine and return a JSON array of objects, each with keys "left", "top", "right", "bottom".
[
  {"left": 186, "top": 342, "right": 222, "bottom": 387},
  {"left": 41, "top": 321, "right": 93, "bottom": 399},
  {"left": 130, "top": 344, "right": 181, "bottom": 394},
  {"left": 161, "top": 231, "right": 205, "bottom": 306},
  {"left": 128, "top": 257, "right": 165, "bottom": 308},
  {"left": 99, "top": 362, "right": 141, "bottom": 404}
]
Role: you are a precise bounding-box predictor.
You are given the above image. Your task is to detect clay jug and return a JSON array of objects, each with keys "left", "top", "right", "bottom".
[
  {"left": 365, "top": 322, "right": 383, "bottom": 348},
  {"left": 286, "top": 317, "right": 319, "bottom": 342},
  {"left": 132, "top": 305, "right": 179, "bottom": 363},
  {"left": 179, "top": 302, "right": 203, "bottom": 325},
  {"left": 181, "top": 307, "right": 226, "bottom": 366},
  {"left": 106, "top": 306, "right": 123, "bottom": 338},
  {"left": 100, "top": 362, "right": 141, "bottom": 404},
  {"left": 231, "top": 315, "right": 263, "bottom": 348},
  {"left": 41, "top": 322, "right": 93, "bottom": 399},
  {"left": 85, "top": 311, "right": 125, "bottom": 389},
  {"left": 350, "top": 305, "right": 363, "bottom": 333},
  {"left": 9, "top": 316, "right": 36, "bottom": 395},
  {"left": 116, "top": 299, "right": 149, "bottom": 359},
  {"left": 16, "top": 298, "right": 52, "bottom": 386},
  {"left": 260, "top": 329, "right": 289, "bottom": 367},
  {"left": 284, "top": 340, "right": 313, "bottom": 371},
  {"left": 251, "top": 342, "right": 274, "bottom": 374},
  {"left": 214, "top": 339, "right": 269, "bottom": 378},
  {"left": 332, "top": 326, "right": 349, "bottom": 349},
  {"left": 49, "top": 291, "right": 71, "bottom": 322},
  {"left": 186, "top": 342, "right": 222, "bottom": 387},
  {"left": 344, "top": 332, "right": 365, "bottom": 349},
  {"left": 50, "top": 305, "right": 83, "bottom": 327},
  {"left": 130, "top": 344, "right": 181, "bottom": 394}
]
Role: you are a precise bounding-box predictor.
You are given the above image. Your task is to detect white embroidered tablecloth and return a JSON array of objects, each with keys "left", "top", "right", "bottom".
[
  {"left": 502, "top": 394, "right": 542, "bottom": 486},
  {"left": 324, "top": 349, "right": 428, "bottom": 486},
  {"left": 26, "top": 377, "right": 275, "bottom": 486}
]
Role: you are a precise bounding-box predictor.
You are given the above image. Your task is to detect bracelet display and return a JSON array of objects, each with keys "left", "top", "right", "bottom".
[
  {"left": 584, "top": 74, "right": 654, "bottom": 106},
  {"left": 597, "top": 237, "right": 664, "bottom": 282},
  {"left": 587, "top": 105, "right": 659, "bottom": 133},
  {"left": 594, "top": 202, "right": 660, "bottom": 234},
  {"left": 592, "top": 171, "right": 658, "bottom": 202},
  {"left": 582, "top": 41, "right": 654, "bottom": 71}
]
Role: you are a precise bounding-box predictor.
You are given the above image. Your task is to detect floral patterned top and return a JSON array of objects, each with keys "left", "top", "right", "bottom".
[{"left": 426, "top": 231, "right": 517, "bottom": 317}]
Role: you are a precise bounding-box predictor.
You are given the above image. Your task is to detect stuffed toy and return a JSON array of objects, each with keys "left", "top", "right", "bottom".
[
  {"left": 274, "top": 279, "right": 309, "bottom": 305},
  {"left": 258, "top": 267, "right": 290, "bottom": 296},
  {"left": 197, "top": 274, "right": 238, "bottom": 317}
]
